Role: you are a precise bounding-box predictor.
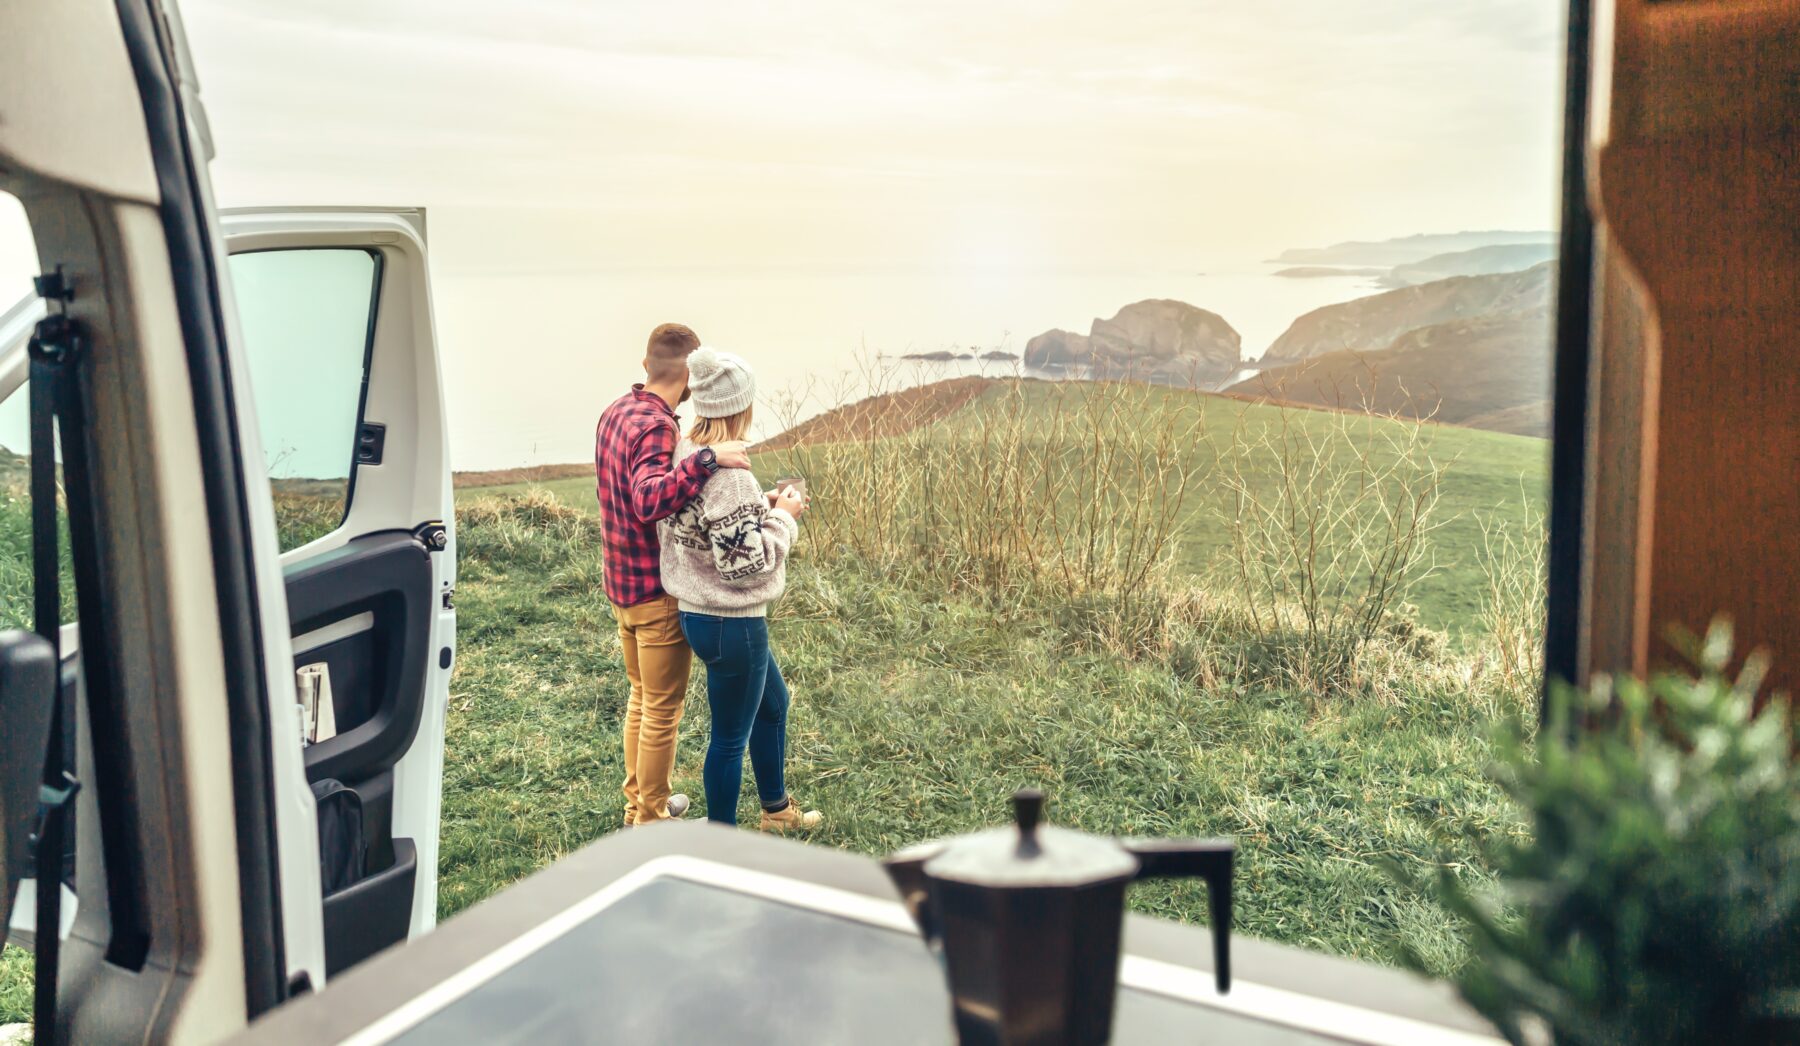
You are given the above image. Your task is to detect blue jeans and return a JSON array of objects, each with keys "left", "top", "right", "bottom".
[{"left": 679, "top": 613, "right": 789, "bottom": 825}]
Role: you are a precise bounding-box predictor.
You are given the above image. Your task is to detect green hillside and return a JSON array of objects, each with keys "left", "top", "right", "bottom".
[{"left": 510, "top": 382, "right": 1547, "bottom": 636}]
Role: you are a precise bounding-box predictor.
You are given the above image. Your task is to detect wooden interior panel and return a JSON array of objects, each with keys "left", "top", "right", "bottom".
[
  {"left": 1587, "top": 0, "right": 1800, "bottom": 694},
  {"left": 1580, "top": 234, "right": 1658, "bottom": 683}
]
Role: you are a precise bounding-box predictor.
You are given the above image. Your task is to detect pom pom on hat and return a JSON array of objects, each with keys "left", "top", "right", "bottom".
[{"left": 686, "top": 346, "right": 757, "bottom": 417}]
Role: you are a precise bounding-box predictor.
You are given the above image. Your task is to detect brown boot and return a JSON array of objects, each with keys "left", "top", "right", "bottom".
[
  {"left": 628, "top": 793, "right": 690, "bottom": 827},
  {"left": 758, "top": 798, "right": 823, "bottom": 833}
]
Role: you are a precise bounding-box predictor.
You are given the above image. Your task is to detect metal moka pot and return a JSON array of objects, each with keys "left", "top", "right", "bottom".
[{"left": 883, "top": 788, "right": 1234, "bottom": 1046}]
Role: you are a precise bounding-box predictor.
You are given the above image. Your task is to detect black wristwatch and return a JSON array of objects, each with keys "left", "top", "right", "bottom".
[{"left": 696, "top": 447, "right": 719, "bottom": 474}]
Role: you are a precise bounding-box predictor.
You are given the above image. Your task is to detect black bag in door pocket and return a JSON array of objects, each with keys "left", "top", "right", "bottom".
[{"left": 310, "top": 778, "right": 368, "bottom": 895}]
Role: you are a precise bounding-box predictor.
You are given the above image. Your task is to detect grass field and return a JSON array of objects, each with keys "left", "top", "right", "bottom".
[
  {"left": 492, "top": 383, "right": 1547, "bottom": 636},
  {"left": 0, "top": 382, "right": 1542, "bottom": 1027},
  {"left": 439, "top": 488, "right": 1527, "bottom": 972},
  {"left": 441, "top": 384, "right": 1540, "bottom": 973}
]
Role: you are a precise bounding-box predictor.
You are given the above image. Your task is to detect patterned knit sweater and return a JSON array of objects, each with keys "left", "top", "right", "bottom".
[{"left": 658, "top": 439, "right": 799, "bottom": 618}]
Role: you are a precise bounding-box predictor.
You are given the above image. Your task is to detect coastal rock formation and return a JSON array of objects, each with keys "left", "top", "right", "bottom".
[
  {"left": 899, "top": 347, "right": 1019, "bottom": 362},
  {"left": 1262, "top": 262, "right": 1554, "bottom": 364},
  {"left": 1272, "top": 230, "right": 1556, "bottom": 268},
  {"left": 1023, "top": 328, "right": 1091, "bottom": 366},
  {"left": 1229, "top": 308, "right": 1552, "bottom": 437},
  {"left": 1088, "top": 299, "right": 1241, "bottom": 380},
  {"left": 1274, "top": 266, "right": 1387, "bottom": 279},
  {"left": 1380, "top": 243, "right": 1557, "bottom": 288},
  {"left": 1026, "top": 300, "right": 1241, "bottom": 383}
]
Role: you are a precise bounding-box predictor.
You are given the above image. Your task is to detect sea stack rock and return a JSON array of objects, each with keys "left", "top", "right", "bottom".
[
  {"left": 1025, "top": 301, "right": 1241, "bottom": 384},
  {"left": 1023, "top": 329, "right": 1092, "bottom": 366},
  {"left": 1086, "top": 299, "right": 1241, "bottom": 381}
]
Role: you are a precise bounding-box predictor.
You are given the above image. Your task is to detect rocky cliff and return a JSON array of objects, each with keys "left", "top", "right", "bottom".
[
  {"left": 1261, "top": 262, "right": 1553, "bottom": 364},
  {"left": 1025, "top": 300, "right": 1241, "bottom": 384},
  {"left": 1272, "top": 230, "right": 1556, "bottom": 268},
  {"left": 1273, "top": 266, "right": 1386, "bottom": 279},
  {"left": 1380, "top": 243, "right": 1557, "bottom": 287},
  {"left": 1228, "top": 309, "right": 1552, "bottom": 437}
]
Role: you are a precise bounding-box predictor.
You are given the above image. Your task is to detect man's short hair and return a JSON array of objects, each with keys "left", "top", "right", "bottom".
[{"left": 646, "top": 323, "right": 701, "bottom": 383}]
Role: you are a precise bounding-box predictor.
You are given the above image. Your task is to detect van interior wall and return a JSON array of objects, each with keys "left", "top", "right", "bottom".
[{"left": 1587, "top": 0, "right": 1800, "bottom": 698}]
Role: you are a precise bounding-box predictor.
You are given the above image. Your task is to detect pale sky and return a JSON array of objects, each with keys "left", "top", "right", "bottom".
[
  {"left": 179, "top": 0, "right": 1567, "bottom": 276},
  {"left": 3, "top": 2, "right": 1569, "bottom": 469}
]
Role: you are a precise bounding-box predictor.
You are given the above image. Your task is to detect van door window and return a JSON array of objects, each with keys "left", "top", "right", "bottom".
[
  {"left": 229, "top": 248, "right": 381, "bottom": 551},
  {"left": 0, "top": 192, "right": 69, "bottom": 630},
  {"left": 1, "top": 189, "right": 74, "bottom": 1021}
]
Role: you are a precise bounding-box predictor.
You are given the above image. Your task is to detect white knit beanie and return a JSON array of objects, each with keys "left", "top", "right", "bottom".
[{"left": 685, "top": 347, "right": 756, "bottom": 418}]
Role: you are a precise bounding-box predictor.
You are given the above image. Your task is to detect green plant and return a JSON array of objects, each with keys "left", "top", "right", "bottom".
[
  {"left": 1406, "top": 623, "right": 1800, "bottom": 1045},
  {"left": 270, "top": 484, "right": 347, "bottom": 551}
]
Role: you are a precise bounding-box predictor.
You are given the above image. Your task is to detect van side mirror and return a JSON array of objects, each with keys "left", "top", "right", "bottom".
[{"left": 0, "top": 629, "right": 58, "bottom": 932}]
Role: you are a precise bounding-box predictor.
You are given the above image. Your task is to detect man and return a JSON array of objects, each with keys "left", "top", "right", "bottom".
[{"left": 595, "top": 322, "right": 751, "bottom": 825}]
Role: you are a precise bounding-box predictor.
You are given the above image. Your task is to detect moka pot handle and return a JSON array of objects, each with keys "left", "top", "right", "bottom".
[{"left": 1124, "top": 838, "right": 1235, "bottom": 994}]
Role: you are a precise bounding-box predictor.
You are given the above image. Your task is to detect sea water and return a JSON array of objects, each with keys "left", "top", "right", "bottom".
[
  {"left": 0, "top": 191, "right": 1379, "bottom": 471},
  {"left": 437, "top": 263, "right": 1377, "bottom": 470}
]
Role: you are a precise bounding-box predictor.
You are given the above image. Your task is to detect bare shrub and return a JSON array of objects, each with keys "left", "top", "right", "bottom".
[
  {"left": 1208, "top": 401, "right": 1450, "bottom": 691},
  {"left": 756, "top": 360, "right": 1535, "bottom": 700},
  {"left": 759, "top": 364, "right": 1205, "bottom": 651},
  {"left": 1473, "top": 493, "right": 1547, "bottom": 709}
]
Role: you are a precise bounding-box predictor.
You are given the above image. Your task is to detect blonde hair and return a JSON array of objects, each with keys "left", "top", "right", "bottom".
[{"left": 688, "top": 404, "right": 753, "bottom": 445}]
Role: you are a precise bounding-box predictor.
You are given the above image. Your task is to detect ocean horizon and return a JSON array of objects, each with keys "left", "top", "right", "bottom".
[{"left": 435, "top": 260, "right": 1379, "bottom": 471}]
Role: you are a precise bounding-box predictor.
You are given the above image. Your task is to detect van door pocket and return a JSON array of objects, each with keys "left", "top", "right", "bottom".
[
  {"left": 320, "top": 837, "right": 416, "bottom": 975},
  {"left": 309, "top": 776, "right": 417, "bottom": 974}
]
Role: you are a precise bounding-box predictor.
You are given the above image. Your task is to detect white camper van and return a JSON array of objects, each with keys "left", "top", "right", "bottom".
[{"left": 2, "top": 3, "right": 455, "bottom": 1038}]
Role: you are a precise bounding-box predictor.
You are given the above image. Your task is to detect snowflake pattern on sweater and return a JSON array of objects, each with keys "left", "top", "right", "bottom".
[{"left": 659, "top": 439, "right": 798, "bottom": 616}]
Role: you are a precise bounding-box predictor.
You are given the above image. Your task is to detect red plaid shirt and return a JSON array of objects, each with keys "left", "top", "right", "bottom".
[{"left": 594, "top": 386, "right": 710, "bottom": 607}]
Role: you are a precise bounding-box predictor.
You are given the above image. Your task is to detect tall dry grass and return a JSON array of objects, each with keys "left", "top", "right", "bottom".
[
  {"left": 764, "top": 374, "right": 1205, "bottom": 648},
  {"left": 1206, "top": 403, "right": 1451, "bottom": 691},
  {"left": 754, "top": 361, "right": 1532, "bottom": 699},
  {"left": 1473, "top": 495, "right": 1548, "bottom": 705}
]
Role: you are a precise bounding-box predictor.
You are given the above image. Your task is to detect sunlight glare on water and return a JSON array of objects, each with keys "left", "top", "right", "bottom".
[{"left": 436, "top": 262, "right": 1376, "bottom": 470}]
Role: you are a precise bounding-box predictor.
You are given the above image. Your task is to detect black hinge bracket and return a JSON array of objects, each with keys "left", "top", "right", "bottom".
[
  {"left": 28, "top": 315, "right": 82, "bottom": 365},
  {"left": 29, "top": 266, "right": 83, "bottom": 365},
  {"left": 413, "top": 520, "right": 449, "bottom": 554}
]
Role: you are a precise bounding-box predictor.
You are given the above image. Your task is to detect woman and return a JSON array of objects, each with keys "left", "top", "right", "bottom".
[{"left": 660, "top": 347, "right": 822, "bottom": 830}]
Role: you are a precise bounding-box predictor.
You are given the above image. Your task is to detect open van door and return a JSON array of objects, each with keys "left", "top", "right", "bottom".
[
  {"left": 0, "top": 207, "right": 456, "bottom": 980},
  {"left": 217, "top": 206, "right": 456, "bottom": 977},
  {"left": 2, "top": 0, "right": 454, "bottom": 1035}
]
